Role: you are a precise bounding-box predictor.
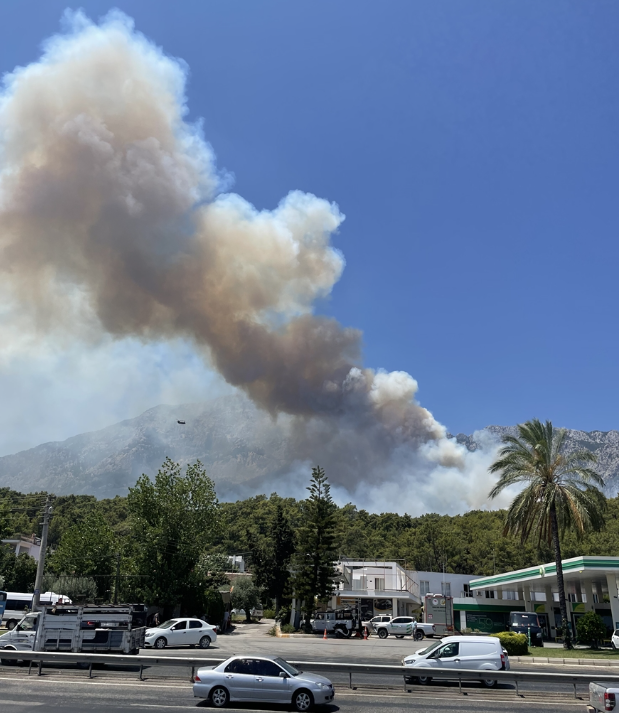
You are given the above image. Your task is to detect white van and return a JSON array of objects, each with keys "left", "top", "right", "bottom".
[
  {"left": 402, "top": 635, "right": 509, "bottom": 688},
  {"left": 2, "top": 592, "right": 71, "bottom": 630}
]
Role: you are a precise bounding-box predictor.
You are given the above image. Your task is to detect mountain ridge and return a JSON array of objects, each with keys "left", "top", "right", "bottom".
[{"left": 1, "top": 398, "right": 618, "bottom": 499}]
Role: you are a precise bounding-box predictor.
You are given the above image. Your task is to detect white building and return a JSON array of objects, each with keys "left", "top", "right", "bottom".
[
  {"left": 416, "top": 570, "right": 478, "bottom": 599},
  {"left": 331, "top": 560, "right": 421, "bottom": 618},
  {"left": 1, "top": 535, "right": 41, "bottom": 562}
]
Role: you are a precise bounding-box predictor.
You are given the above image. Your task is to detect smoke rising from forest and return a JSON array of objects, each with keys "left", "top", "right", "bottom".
[{"left": 0, "top": 11, "right": 503, "bottom": 514}]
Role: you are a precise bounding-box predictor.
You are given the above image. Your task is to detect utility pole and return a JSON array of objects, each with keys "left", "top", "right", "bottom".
[
  {"left": 114, "top": 552, "right": 121, "bottom": 605},
  {"left": 32, "top": 495, "right": 53, "bottom": 611}
]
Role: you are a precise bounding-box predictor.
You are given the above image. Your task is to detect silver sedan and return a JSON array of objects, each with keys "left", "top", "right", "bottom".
[{"left": 193, "top": 655, "right": 335, "bottom": 711}]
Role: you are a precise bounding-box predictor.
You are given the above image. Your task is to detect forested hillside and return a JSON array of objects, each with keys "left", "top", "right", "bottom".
[{"left": 3, "top": 485, "right": 619, "bottom": 578}]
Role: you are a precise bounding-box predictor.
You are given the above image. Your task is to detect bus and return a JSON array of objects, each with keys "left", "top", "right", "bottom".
[
  {"left": 2, "top": 591, "right": 71, "bottom": 630},
  {"left": 0, "top": 592, "right": 6, "bottom": 622}
]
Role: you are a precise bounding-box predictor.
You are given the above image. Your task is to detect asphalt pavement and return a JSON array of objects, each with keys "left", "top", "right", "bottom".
[
  {"left": 1, "top": 623, "right": 616, "bottom": 712},
  {"left": 0, "top": 674, "right": 591, "bottom": 713}
]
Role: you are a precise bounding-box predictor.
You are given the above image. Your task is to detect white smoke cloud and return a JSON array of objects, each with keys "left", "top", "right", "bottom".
[{"left": 0, "top": 10, "right": 504, "bottom": 514}]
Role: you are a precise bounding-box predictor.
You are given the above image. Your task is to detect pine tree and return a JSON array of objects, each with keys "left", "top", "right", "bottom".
[
  {"left": 292, "top": 467, "right": 338, "bottom": 630},
  {"left": 248, "top": 502, "right": 295, "bottom": 613}
]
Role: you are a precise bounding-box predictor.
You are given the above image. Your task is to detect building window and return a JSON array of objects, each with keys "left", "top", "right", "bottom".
[
  {"left": 420, "top": 580, "right": 430, "bottom": 596},
  {"left": 463, "top": 584, "right": 471, "bottom": 596},
  {"left": 441, "top": 582, "right": 451, "bottom": 597},
  {"left": 485, "top": 590, "right": 496, "bottom": 599},
  {"left": 375, "top": 577, "right": 385, "bottom": 591}
]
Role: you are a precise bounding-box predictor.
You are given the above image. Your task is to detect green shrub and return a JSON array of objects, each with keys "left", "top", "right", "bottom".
[
  {"left": 490, "top": 631, "right": 529, "bottom": 656},
  {"left": 263, "top": 609, "right": 276, "bottom": 619},
  {"left": 267, "top": 625, "right": 277, "bottom": 636},
  {"left": 281, "top": 623, "right": 296, "bottom": 634},
  {"left": 577, "top": 612, "right": 607, "bottom": 648}
]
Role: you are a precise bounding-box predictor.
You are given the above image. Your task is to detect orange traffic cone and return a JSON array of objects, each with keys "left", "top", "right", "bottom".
[
  {"left": 323, "top": 627, "right": 327, "bottom": 640},
  {"left": 363, "top": 626, "right": 368, "bottom": 640}
]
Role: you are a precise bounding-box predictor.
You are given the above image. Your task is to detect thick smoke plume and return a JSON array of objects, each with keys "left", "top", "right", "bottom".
[{"left": 0, "top": 12, "right": 502, "bottom": 513}]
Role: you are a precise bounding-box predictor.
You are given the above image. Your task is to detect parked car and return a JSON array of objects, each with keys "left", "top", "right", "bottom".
[
  {"left": 508, "top": 611, "right": 544, "bottom": 646},
  {"left": 375, "top": 616, "right": 435, "bottom": 640},
  {"left": 402, "top": 635, "right": 509, "bottom": 688},
  {"left": 231, "top": 607, "right": 264, "bottom": 620},
  {"left": 612, "top": 629, "right": 619, "bottom": 649},
  {"left": 193, "top": 654, "right": 335, "bottom": 711},
  {"left": 144, "top": 618, "right": 217, "bottom": 649},
  {"left": 363, "top": 614, "right": 392, "bottom": 632}
]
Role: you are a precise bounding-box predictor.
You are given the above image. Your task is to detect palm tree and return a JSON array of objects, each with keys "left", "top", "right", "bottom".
[{"left": 489, "top": 419, "right": 606, "bottom": 649}]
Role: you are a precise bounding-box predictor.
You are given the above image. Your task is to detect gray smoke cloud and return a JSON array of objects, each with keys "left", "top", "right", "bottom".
[{"left": 0, "top": 11, "right": 505, "bottom": 512}]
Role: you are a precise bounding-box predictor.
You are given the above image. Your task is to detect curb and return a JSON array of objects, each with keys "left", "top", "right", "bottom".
[{"left": 515, "top": 656, "right": 619, "bottom": 667}]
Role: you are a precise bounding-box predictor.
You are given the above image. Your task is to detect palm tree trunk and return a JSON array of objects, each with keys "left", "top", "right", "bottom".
[{"left": 550, "top": 504, "right": 572, "bottom": 649}]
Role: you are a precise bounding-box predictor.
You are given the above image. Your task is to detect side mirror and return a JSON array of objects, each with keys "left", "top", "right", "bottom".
[{"left": 279, "top": 671, "right": 290, "bottom": 678}]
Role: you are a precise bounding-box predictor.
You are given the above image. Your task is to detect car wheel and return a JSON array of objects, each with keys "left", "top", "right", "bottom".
[
  {"left": 6, "top": 621, "right": 17, "bottom": 631},
  {"left": 199, "top": 635, "right": 211, "bottom": 649},
  {"left": 482, "top": 679, "right": 497, "bottom": 688},
  {"left": 210, "top": 686, "right": 229, "bottom": 708},
  {"left": 378, "top": 628, "right": 388, "bottom": 639},
  {"left": 414, "top": 630, "right": 424, "bottom": 641},
  {"left": 613, "top": 642, "right": 617, "bottom": 650},
  {"left": 417, "top": 675, "right": 432, "bottom": 685},
  {"left": 154, "top": 637, "right": 167, "bottom": 649},
  {"left": 292, "top": 689, "right": 314, "bottom": 712}
]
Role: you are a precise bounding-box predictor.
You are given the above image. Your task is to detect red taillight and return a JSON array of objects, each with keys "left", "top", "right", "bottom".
[
  {"left": 605, "top": 692, "right": 616, "bottom": 711},
  {"left": 500, "top": 653, "right": 506, "bottom": 670},
  {"left": 194, "top": 675, "right": 201, "bottom": 682}
]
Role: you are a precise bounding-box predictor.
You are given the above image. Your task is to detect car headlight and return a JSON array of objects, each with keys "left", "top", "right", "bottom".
[{"left": 315, "top": 682, "right": 329, "bottom": 689}]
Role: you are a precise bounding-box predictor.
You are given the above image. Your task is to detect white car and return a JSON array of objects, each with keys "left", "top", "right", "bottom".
[
  {"left": 612, "top": 629, "right": 619, "bottom": 649},
  {"left": 402, "top": 635, "right": 509, "bottom": 688},
  {"left": 193, "top": 655, "right": 334, "bottom": 711},
  {"left": 144, "top": 618, "right": 217, "bottom": 649}
]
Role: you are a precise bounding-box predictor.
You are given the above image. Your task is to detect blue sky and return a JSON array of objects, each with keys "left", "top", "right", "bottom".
[{"left": 1, "top": 0, "right": 618, "bottom": 449}]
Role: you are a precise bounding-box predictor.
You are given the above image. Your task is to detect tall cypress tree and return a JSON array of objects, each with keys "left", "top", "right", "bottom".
[{"left": 292, "top": 466, "right": 337, "bottom": 630}]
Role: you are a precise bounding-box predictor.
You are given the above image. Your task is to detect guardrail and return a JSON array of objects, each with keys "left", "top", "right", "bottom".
[{"left": 1, "top": 650, "right": 619, "bottom": 698}]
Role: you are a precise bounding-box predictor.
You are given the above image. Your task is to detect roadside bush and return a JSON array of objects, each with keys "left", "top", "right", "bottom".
[
  {"left": 281, "top": 623, "right": 296, "bottom": 634},
  {"left": 263, "top": 609, "right": 276, "bottom": 619},
  {"left": 490, "top": 631, "right": 529, "bottom": 656},
  {"left": 267, "top": 625, "right": 277, "bottom": 636},
  {"left": 577, "top": 612, "right": 607, "bottom": 648}
]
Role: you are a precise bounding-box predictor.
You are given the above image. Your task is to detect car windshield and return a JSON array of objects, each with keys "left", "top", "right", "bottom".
[
  {"left": 274, "top": 657, "right": 300, "bottom": 676},
  {"left": 511, "top": 613, "right": 539, "bottom": 626},
  {"left": 157, "top": 620, "right": 178, "bottom": 630},
  {"left": 417, "top": 640, "right": 442, "bottom": 656}
]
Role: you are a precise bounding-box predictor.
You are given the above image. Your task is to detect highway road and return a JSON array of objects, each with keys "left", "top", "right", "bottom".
[
  {"left": 0, "top": 674, "right": 592, "bottom": 713},
  {"left": 1, "top": 624, "right": 616, "bottom": 711}
]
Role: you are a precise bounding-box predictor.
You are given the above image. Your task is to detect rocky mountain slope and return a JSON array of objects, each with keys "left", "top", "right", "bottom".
[
  {"left": 0, "top": 398, "right": 618, "bottom": 499},
  {"left": 454, "top": 426, "right": 619, "bottom": 496},
  {"left": 0, "top": 395, "right": 294, "bottom": 499}
]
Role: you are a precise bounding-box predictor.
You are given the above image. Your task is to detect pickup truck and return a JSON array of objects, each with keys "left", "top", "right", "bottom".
[
  {"left": 375, "top": 616, "right": 436, "bottom": 640},
  {"left": 588, "top": 682, "right": 619, "bottom": 712}
]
